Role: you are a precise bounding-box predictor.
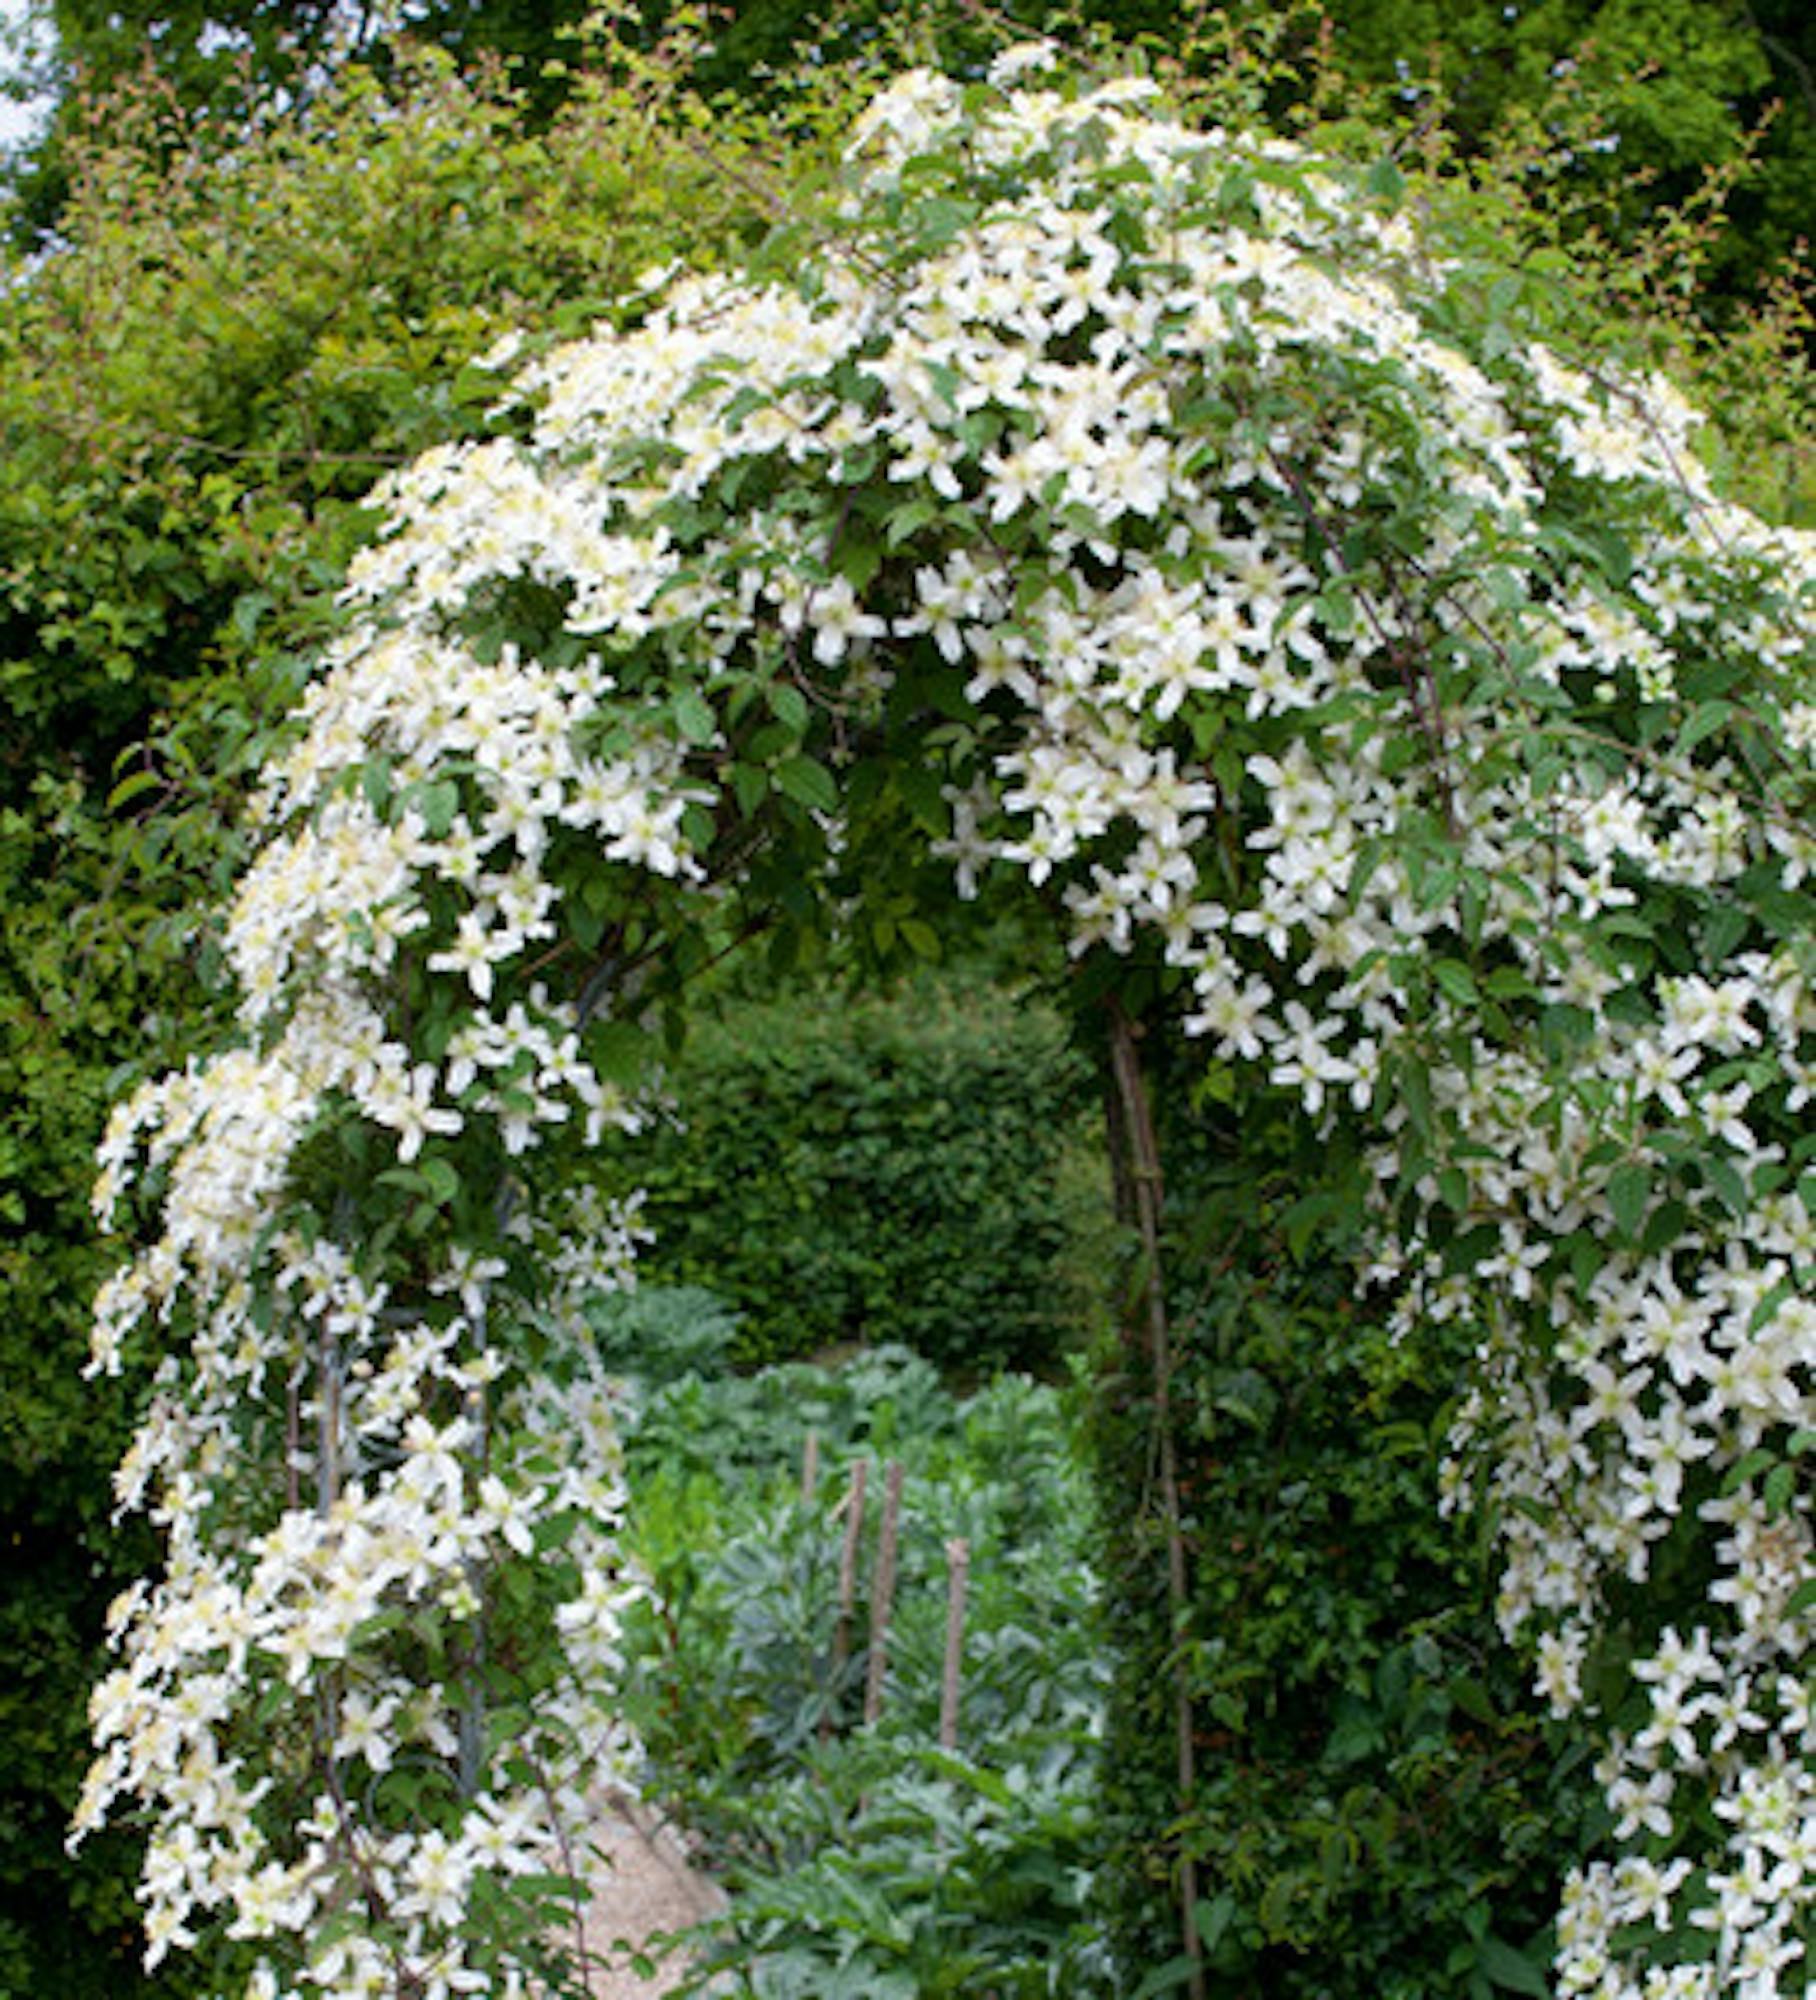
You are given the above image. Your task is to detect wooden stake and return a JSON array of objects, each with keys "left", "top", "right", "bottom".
[
  {"left": 939, "top": 1537, "right": 969, "bottom": 1752},
  {"left": 801, "top": 1428, "right": 820, "bottom": 1504},
  {"left": 823, "top": 1459, "right": 868, "bottom": 1743},
  {"left": 317, "top": 1329, "right": 341, "bottom": 1516},
  {"left": 285, "top": 1366, "right": 302, "bottom": 1515},
  {"left": 863, "top": 1460, "right": 905, "bottom": 1727}
]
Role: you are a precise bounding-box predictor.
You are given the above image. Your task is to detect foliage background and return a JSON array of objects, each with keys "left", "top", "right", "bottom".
[
  {"left": 590, "top": 1293, "right": 1113, "bottom": 1997},
  {"left": 598, "top": 976, "right": 1093, "bottom": 1370},
  {"left": 20, "top": 0, "right": 1809, "bottom": 333}
]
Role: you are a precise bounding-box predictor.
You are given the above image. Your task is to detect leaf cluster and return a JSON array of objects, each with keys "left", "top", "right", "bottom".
[
  {"left": 1093, "top": 1085, "right": 1601, "bottom": 1996},
  {"left": 593, "top": 1294, "right": 1114, "bottom": 1994}
]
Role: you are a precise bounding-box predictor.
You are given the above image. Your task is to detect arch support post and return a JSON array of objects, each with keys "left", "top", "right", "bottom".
[{"left": 1105, "top": 999, "right": 1204, "bottom": 2000}]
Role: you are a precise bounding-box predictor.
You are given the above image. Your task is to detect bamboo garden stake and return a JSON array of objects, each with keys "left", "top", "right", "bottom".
[
  {"left": 864, "top": 1461, "right": 905, "bottom": 1727},
  {"left": 939, "top": 1537, "right": 970, "bottom": 1753}
]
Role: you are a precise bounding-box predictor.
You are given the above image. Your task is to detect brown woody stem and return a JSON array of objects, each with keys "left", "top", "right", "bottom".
[{"left": 1106, "top": 998, "right": 1204, "bottom": 2000}]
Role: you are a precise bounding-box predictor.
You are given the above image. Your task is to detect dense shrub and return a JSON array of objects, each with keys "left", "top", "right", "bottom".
[
  {"left": 53, "top": 29, "right": 1811, "bottom": 1995},
  {"left": 605, "top": 977, "right": 1094, "bottom": 1370}
]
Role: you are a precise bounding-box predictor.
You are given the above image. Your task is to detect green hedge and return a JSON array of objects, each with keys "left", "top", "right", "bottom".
[{"left": 604, "top": 977, "right": 1092, "bottom": 1372}]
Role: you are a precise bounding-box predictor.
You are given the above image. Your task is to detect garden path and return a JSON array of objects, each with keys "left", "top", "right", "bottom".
[{"left": 582, "top": 1797, "right": 725, "bottom": 1999}]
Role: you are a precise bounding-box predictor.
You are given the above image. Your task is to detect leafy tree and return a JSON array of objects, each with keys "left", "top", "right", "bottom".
[
  {"left": 50, "top": 0, "right": 346, "bottom": 94},
  {"left": 1326, "top": 0, "right": 1813, "bottom": 317},
  {"left": 44, "top": 0, "right": 604, "bottom": 112},
  {"left": 16, "top": 0, "right": 1813, "bottom": 313},
  {"left": 656, "top": 0, "right": 1816, "bottom": 319}
]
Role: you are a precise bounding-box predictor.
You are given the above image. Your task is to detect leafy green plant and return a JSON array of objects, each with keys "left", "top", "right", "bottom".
[
  {"left": 603, "top": 1301, "right": 1112, "bottom": 1995},
  {"left": 586, "top": 1283, "right": 747, "bottom": 1386}
]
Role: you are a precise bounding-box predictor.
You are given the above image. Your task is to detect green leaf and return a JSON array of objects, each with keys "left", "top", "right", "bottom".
[
  {"left": 731, "top": 762, "right": 768, "bottom": 814},
  {"left": 413, "top": 778, "right": 461, "bottom": 838},
  {"left": 767, "top": 683, "right": 809, "bottom": 734},
  {"left": 1195, "top": 1892, "right": 1237, "bottom": 1952},
  {"left": 775, "top": 756, "right": 838, "bottom": 814},
  {"left": 1413, "top": 851, "right": 1460, "bottom": 912},
  {"left": 1701, "top": 901, "right": 1750, "bottom": 965},
  {"left": 1433, "top": 959, "right": 1478, "bottom": 1007},
  {"left": 835, "top": 535, "right": 882, "bottom": 591},
  {"left": 898, "top": 918, "right": 941, "bottom": 961},
  {"left": 1701, "top": 1153, "right": 1748, "bottom": 1217},
  {"left": 1400, "top": 1059, "right": 1433, "bottom": 1140},
  {"left": 1366, "top": 155, "right": 1405, "bottom": 207},
  {"left": 1677, "top": 700, "right": 1733, "bottom": 755},
  {"left": 1258, "top": 1872, "right": 1301, "bottom": 1941},
  {"left": 921, "top": 1749, "right": 1013, "bottom": 1807},
  {"left": 1477, "top": 1937, "right": 1551, "bottom": 1996},
  {"left": 568, "top": 898, "right": 606, "bottom": 952},
  {"left": 1451, "top": 1676, "right": 1498, "bottom": 1725},
  {"left": 1723, "top": 1447, "right": 1777, "bottom": 1494},
  {"left": 673, "top": 689, "right": 717, "bottom": 745},
  {"left": 885, "top": 497, "right": 942, "bottom": 547},
  {"left": 1483, "top": 966, "right": 1534, "bottom": 1000},
  {"left": 106, "top": 768, "right": 164, "bottom": 812},
  {"left": 1641, "top": 1198, "right": 1690, "bottom": 1257},
  {"left": 894, "top": 762, "right": 948, "bottom": 834},
  {"left": 1606, "top": 1162, "right": 1650, "bottom": 1240}
]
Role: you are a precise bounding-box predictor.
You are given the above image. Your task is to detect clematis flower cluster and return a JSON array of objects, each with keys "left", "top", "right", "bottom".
[
  {"left": 85, "top": 48, "right": 1811, "bottom": 1998},
  {"left": 80, "top": 615, "right": 667, "bottom": 1991}
]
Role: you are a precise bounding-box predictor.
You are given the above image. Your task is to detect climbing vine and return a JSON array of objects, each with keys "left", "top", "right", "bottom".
[{"left": 81, "top": 47, "right": 1812, "bottom": 1999}]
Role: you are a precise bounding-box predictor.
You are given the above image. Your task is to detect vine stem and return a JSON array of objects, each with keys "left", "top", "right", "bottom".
[{"left": 1106, "top": 998, "right": 1204, "bottom": 2000}]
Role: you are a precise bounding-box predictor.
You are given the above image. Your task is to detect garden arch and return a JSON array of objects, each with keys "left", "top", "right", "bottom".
[{"left": 81, "top": 52, "right": 1813, "bottom": 2000}]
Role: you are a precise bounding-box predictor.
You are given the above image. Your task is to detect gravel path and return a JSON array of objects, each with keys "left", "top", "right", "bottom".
[{"left": 582, "top": 1799, "right": 726, "bottom": 1999}]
